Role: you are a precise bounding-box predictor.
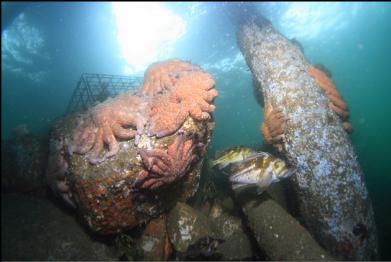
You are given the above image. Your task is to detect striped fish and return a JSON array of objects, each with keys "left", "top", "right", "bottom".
[
  {"left": 228, "top": 152, "right": 293, "bottom": 193},
  {"left": 211, "top": 146, "right": 258, "bottom": 169}
]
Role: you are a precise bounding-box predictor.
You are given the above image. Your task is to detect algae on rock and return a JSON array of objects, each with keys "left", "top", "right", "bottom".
[{"left": 49, "top": 114, "right": 214, "bottom": 234}]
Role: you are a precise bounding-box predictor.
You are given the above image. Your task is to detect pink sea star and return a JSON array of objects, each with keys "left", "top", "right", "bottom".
[
  {"left": 68, "top": 93, "right": 148, "bottom": 164},
  {"left": 46, "top": 138, "right": 75, "bottom": 207},
  {"left": 147, "top": 70, "right": 218, "bottom": 137},
  {"left": 134, "top": 131, "right": 197, "bottom": 190},
  {"left": 141, "top": 59, "right": 202, "bottom": 96},
  {"left": 67, "top": 59, "right": 217, "bottom": 164}
]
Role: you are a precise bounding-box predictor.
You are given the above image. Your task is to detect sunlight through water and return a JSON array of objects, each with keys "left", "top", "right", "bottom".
[
  {"left": 260, "top": 2, "right": 362, "bottom": 40},
  {"left": 112, "top": 2, "right": 187, "bottom": 74}
]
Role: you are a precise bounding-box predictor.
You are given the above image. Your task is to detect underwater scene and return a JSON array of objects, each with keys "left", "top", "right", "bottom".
[{"left": 1, "top": 2, "right": 391, "bottom": 261}]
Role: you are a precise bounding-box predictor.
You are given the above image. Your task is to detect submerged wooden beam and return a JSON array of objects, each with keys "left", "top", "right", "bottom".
[{"left": 235, "top": 12, "right": 379, "bottom": 260}]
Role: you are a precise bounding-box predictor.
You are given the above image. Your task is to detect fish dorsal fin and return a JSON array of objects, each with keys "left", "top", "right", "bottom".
[
  {"left": 216, "top": 145, "right": 248, "bottom": 156},
  {"left": 240, "top": 151, "right": 271, "bottom": 163},
  {"left": 228, "top": 152, "right": 269, "bottom": 174}
]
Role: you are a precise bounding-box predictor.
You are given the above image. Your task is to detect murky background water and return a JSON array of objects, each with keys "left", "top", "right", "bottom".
[{"left": 2, "top": 2, "right": 391, "bottom": 260}]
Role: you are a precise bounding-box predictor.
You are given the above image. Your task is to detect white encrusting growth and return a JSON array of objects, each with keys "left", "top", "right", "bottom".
[{"left": 238, "top": 20, "right": 378, "bottom": 260}]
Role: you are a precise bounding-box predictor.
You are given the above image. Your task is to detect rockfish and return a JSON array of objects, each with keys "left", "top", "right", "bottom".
[
  {"left": 211, "top": 146, "right": 257, "bottom": 169},
  {"left": 228, "top": 152, "right": 294, "bottom": 192}
]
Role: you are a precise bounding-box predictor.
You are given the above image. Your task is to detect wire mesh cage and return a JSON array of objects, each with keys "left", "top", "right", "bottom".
[{"left": 66, "top": 73, "right": 143, "bottom": 114}]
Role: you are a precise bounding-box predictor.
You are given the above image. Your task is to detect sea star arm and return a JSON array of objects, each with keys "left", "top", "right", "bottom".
[
  {"left": 47, "top": 139, "right": 76, "bottom": 207},
  {"left": 146, "top": 71, "right": 217, "bottom": 138},
  {"left": 68, "top": 93, "right": 147, "bottom": 164},
  {"left": 261, "top": 102, "right": 288, "bottom": 148},
  {"left": 308, "top": 65, "right": 352, "bottom": 132},
  {"left": 141, "top": 60, "right": 200, "bottom": 96},
  {"left": 134, "top": 132, "right": 197, "bottom": 190}
]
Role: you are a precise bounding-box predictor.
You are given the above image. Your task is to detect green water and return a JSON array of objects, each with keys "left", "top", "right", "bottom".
[
  {"left": 209, "top": 3, "right": 391, "bottom": 258},
  {"left": 2, "top": 2, "right": 391, "bottom": 259}
]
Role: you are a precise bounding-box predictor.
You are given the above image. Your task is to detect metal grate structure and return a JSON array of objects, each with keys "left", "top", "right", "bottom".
[{"left": 66, "top": 73, "right": 143, "bottom": 114}]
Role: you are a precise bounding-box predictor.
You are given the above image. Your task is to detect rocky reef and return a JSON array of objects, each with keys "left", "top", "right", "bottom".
[{"left": 46, "top": 60, "right": 218, "bottom": 234}]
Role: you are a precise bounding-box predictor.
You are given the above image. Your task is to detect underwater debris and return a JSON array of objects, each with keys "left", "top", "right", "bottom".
[{"left": 66, "top": 73, "right": 143, "bottom": 114}]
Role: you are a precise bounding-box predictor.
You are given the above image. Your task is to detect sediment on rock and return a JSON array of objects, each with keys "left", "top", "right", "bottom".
[
  {"left": 236, "top": 13, "right": 378, "bottom": 260},
  {"left": 46, "top": 60, "right": 217, "bottom": 235}
]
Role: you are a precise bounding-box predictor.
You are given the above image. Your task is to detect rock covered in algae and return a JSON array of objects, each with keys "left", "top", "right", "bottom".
[
  {"left": 49, "top": 113, "right": 214, "bottom": 234},
  {"left": 113, "top": 218, "right": 172, "bottom": 261},
  {"left": 46, "top": 59, "right": 217, "bottom": 235},
  {"left": 207, "top": 202, "right": 253, "bottom": 260},
  {"left": 166, "top": 202, "right": 211, "bottom": 253},
  {"left": 167, "top": 201, "right": 253, "bottom": 260},
  {"left": 138, "top": 216, "right": 172, "bottom": 260}
]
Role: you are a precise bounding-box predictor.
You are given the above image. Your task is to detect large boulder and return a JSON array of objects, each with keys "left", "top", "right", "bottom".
[
  {"left": 208, "top": 202, "right": 253, "bottom": 260},
  {"left": 50, "top": 114, "right": 214, "bottom": 234},
  {"left": 166, "top": 202, "right": 211, "bottom": 253},
  {"left": 46, "top": 60, "right": 218, "bottom": 234}
]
